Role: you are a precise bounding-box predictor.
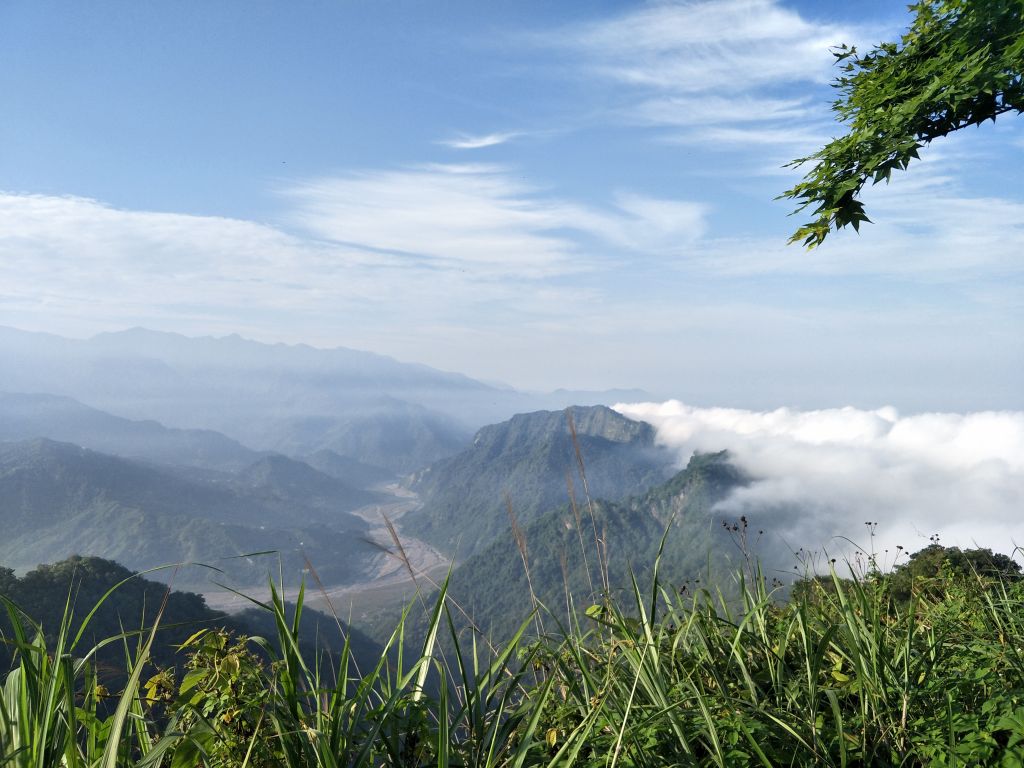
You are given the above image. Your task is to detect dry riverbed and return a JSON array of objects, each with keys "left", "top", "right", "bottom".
[{"left": 203, "top": 482, "right": 450, "bottom": 622}]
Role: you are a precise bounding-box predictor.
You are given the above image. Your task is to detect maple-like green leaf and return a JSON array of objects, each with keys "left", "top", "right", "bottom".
[{"left": 782, "top": 0, "right": 1024, "bottom": 248}]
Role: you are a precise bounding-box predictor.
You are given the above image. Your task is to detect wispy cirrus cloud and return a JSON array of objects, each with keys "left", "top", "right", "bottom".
[
  {"left": 544, "top": 0, "right": 874, "bottom": 150},
  {"left": 565, "top": 0, "right": 844, "bottom": 90},
  {"left": 284, "top": 163, "right": 707, "bottom": 275},
  {"left": 437, "top": 131, "right": 521, "bottom": 149},
  {"left": 0, "top": 165, "right": 709, "bottom": 344},
  {"left": 687, "top": 135, "right": 1024, "bottom": 280}
]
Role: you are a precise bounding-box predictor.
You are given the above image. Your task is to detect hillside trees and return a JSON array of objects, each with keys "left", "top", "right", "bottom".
[
  {"left": 886, "top": 543, "right": 1022, "bottom": 600},
  {"left": 783, "top": 0, "right": 1024, "bottom": 247}
]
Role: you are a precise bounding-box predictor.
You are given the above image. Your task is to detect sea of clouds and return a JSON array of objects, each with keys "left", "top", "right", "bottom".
[{"left": 614, "top": 401, "right": 1024, "bottom": 567}]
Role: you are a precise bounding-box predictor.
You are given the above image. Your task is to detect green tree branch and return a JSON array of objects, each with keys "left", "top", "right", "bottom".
[{"left": 782, "top": 0, "right": 1024, "bottom": 248}]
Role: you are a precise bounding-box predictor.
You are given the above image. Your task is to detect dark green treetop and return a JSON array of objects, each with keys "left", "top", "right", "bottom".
[
  {"left": 783, "top": 0, "right": 1024, "bottom": 248},
  {"left": 886, "top": 542, "right": 1022, "bottom": 601}
]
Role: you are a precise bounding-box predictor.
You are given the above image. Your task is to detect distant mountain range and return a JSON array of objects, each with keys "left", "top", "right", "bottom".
[
  {"left": 0, "top": 439, "right": 381, "bottom": 588},
  {"left": 300, "top": 448, "right": 395, "bottom": 487},
  {"left": 0, "top": 326, "right": 652, "bottom": 473},
  {"left": 262, "top": 398, "right": 470, "bottom": 474},
  {"left": 0, "top": 392, "right": 263, "bottom": 472},
  {"left": 401, "top": 405, "right": 677, "bottom": 557}
]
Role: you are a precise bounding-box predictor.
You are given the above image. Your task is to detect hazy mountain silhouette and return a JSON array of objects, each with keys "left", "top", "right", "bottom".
[
  {"left": 0, "top": 391, "right": 262, "bottom": 471},
  {"left": 0, "top": 326, "right": 652, "bottom": 474}
]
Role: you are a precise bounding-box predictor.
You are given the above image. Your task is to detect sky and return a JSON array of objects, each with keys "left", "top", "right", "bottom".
[{"left": 1, "top": 0, "right": 1022, "bottom": 411}]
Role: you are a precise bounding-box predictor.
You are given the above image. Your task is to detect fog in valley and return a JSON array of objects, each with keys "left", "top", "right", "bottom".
[{"left": 616, "top": 401, "right": 1024, "bottom": 563}]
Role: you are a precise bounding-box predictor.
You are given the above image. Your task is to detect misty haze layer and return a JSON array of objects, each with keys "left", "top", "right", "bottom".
[{"left": 614, "top": 401, "right": 1024, "bottom": 562}]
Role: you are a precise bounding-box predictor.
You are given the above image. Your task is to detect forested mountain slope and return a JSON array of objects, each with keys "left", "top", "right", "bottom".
[
  {"left": 402, "top": 406, "right": 676, "bottom": 557},
  {"left": 0, "top": 555, "right": 380, "bottom": 674},
  {"left": 0, "top": 439, "right": 378, "bottom": 588},
  {"left": 442, "top": 451, "right": 750, "bottom": 641}
]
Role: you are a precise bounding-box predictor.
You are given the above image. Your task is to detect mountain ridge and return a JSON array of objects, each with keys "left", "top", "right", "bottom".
[
  {"left": 0, "top": 391, "right": 264, "bottom": 472},
  {"left": 0, "top": 438, "right": 378, "bottom": 587},
  {"left": 401, "top": 405, "right": 676, "bottom": 557},
  {"left": 436, "top": 450, "right": 751, "bottom": 641}
]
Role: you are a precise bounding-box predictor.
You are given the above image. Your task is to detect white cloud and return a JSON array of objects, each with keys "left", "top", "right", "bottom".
[
  {"left": 615, "top": 400, "right": 1024, "bottom": 565},
  {"left": 0, "top": 138, "right": 1018, "bottom": 402},
  {"left": 636, "top": 96, "right": 813, "bottom": 128},
  {"left": 284, "top": 164, "right": 708, "bottom": 273},
  {"left": 680, "top": 134, "right": 1024, "bottom": 280},
  {"left": 567, "top": 0, "right": 843, "bottom": 90},
  {"left": 547, "top": 0, "right": 872, "bottom": 149},
  {"left": 438, "top": 131, "right": 521, "bottom": 149},
  {"left": 0, "top": 171, "right": 709, "bottom": 350},
  {"left": 0, "top": 193, "right": 409, "bottom": 328},
  {"left": 285, "top": 165, "right": 584, "bottom": 277}
]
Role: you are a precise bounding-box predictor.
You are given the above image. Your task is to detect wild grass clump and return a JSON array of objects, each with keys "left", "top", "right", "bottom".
[
  {"left": 2, "top": 543, "right": 1023, "bottom": 766},
  {"left": 528, "top": 550, "right": 1024, "bottom": 766}
]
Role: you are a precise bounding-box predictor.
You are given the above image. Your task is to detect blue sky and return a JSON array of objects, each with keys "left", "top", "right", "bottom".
[{"left": 1, "top": 0, "right": 1021, "bottom": 411}]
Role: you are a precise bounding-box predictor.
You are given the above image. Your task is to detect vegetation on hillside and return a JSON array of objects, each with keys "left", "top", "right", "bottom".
[
  {"left": 404, "top": 406, "right": 674, "bottom": 557},
  {"left": 0, "top": 392, "right": 263, "bottom": 473},
  {"left": 3, "top": 540, "right": 1022, "bottom": 766},
  {"left": 435, "top": 450, "right": 746, "bottom": 642},
  {"left": 0, "top": 439, "right": 379, "bottom": 588},
  {"left": 0, "top": 556, "right": 379, "bottom": 676}
]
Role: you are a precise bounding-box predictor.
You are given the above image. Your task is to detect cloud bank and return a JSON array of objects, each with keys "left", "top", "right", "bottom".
[{"left": 615, "top": 401, "right": 1024, "bottom": 566}]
